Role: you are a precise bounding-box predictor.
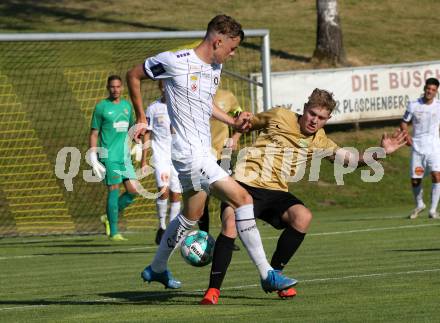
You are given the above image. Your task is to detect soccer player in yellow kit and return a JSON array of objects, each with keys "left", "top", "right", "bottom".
[{"left": 201, "top": 88, "right": 407, "bottom": 304}]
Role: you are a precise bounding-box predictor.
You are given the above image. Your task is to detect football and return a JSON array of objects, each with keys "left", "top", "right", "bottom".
[{"left": 180, "top": 230, "right": 215, "bottom": 267}]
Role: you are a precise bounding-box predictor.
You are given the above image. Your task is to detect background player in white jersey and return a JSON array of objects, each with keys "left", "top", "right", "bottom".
[
  {"left": 141, "top": 81, "right": 182, "bottom": 245},
  {"left": 400, "top": 78, "right": 440, "bottom": 219},
  {"left": 127, "top": 14, "right": 297, "bottom": 293}
]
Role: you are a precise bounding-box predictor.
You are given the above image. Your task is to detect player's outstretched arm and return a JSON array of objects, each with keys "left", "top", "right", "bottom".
[
  {"left": 380, "top": 128, "right": 408, "bottom": 154},
  {"left": 233, "top": 111, "right": 253, "bottom": 132},
  {"left": 328, "top": 129, "right": 408, "bottom": 167},
  {"left": 126, "top": 64, "right": 150, "bottom": 141},
  {"left": 212, "top": 102, "right": 252, "bottom": 132}
]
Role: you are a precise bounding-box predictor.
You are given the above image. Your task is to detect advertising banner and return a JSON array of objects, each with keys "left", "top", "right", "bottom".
[{"left": 253, "top": 61, "right": 440, "bottom": 124}]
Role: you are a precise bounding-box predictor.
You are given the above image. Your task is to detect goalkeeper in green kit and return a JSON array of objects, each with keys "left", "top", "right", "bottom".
[{"left": 89, "top": 75, "right": 139, "bottom": 241}]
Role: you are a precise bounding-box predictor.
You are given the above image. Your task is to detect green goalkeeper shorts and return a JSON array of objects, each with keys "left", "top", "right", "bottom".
[{"left": 103, "top": 161, "right": 137, "bottom": 186}]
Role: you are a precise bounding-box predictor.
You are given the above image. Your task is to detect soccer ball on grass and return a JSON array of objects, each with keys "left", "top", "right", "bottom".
[{"left": 180, "top": 230, "right": 215, "bottom": 267}]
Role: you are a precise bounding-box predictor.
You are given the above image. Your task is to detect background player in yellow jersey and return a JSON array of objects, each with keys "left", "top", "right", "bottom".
[
  {"left": 89, "top": 75, "right": 138, "bottom": 241},
  {"left": 199, "top": 89, "right": 241, "bottom": 253},
  {"left": 201, "top": 88, "right": 407, "bottom": 304}
]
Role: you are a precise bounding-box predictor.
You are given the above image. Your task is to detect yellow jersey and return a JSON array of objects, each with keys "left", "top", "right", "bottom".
[
  {"left": 234, "top": 107, "right": 339, "bottom": 191},
  {"left": 211, "top": 89, "right": 242, "bottom": 159}
]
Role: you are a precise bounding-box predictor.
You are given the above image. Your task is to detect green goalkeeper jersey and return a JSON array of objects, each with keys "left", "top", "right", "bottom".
[{"left": 91, "top": 98, "right": 134, "bottom": 163}]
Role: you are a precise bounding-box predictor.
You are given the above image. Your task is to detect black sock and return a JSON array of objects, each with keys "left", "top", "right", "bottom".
[
  {"left": 271, "top": 226, "right": 306, "bottom": 271},
  {"left": 208, "top": 233, "right": 235, "bottom": 289},
  {"left": 198, "top": 204, "right": 210, "bottom": 233}
]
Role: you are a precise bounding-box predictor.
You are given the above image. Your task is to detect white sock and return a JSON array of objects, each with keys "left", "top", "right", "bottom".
[
  {"left": 169, "top": 201, "right": 181, "bottom": 222},
  {"left": 430, "top": 183, "right": 440, "bottom": 214},
  {"left": 235, "top": 204, "right": 272, "bottom": 279},
  {"left": 156, "top": 198, "right": 168, "bottom": 230},
  {"left": 412, "top": 185, "right": 424, "bottom": 208},
  {"left": 151, "top": 214, "right": 196, "bottom": 273}
]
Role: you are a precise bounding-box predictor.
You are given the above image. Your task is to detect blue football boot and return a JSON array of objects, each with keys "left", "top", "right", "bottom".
[
  {"left": 261, "top": 269, "right": 298, "bottom": 293},
  {"left": 141, "top": 265, "right": 181, "bottom": 289}
]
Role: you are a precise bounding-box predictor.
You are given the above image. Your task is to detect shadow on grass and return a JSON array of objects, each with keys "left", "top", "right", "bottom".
[
  {"left": 0, "top": 291, "right": 198, "bottom": 306},
  {"left": 101, "top": 290, "right": 272, "bottom": 304},
  {"left": 0, "top": 0, "right": 310, "bottom": 64},
  {"left": 0, "top": 291, "right": 275, "bottom": 308},
  {"left": 34, "top": 250, "right": 153, "bottom": 256},
  {"left": 0, "top": 239, "right": 95, "bottom": 246},
  {"left": 39, "top": 244, "right": 138, "bottom": 248},
  {"left": 391, "top": 248, "right": 440, "bottom": 252},
  {"left": 0, "top": 0, "right": 178, "bottom": 32}
]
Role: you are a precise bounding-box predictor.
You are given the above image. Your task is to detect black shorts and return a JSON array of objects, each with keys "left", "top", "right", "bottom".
[{"left": 221, "top": 182, "right": 304, "bottom": 230}]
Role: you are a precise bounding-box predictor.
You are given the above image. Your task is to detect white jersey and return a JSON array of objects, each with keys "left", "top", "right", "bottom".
[
  {"left": 145, "top": 99, "right": 172, "bottom": 166},
  {"left": 143, "top": 49, "right": 221, "bottom": 161},
  {"left": 403, "top": 98, "right": 440, "bottom": 155}
]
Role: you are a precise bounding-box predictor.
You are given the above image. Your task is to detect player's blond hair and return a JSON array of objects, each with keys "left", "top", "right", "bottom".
[
  {"left": 304, "top": 88, "right": 336, "bottom": 113},
  {"left": 206, "top": 15, "right": 244, "bottom": 43}
]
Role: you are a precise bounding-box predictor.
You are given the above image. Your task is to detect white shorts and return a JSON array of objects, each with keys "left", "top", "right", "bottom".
[
  {"left": 172, "top": 154, "right": 229, "bottom": 193},
  {"left": 410, "top": 150, "right": 440, "bottom": 178},
  {"left": 154, "top": 161, "right": 182, "bottom": 193}
]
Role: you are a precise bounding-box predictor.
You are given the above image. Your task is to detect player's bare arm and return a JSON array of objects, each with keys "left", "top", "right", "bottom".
[
  {"left": 212, "top": 102, "right": 252, "bottom": 132},
  {"left": 126, "top": 64, "right": 150, "bottom": 141},
  {"left": 327, "top": 129, "right": 408, "bottom": 167},
  {"left": 400, "top": 120, "right": 412, "bottom": 146},
  {"left": 225, "top": 132, "right": 242, "bottom": 150},
  {"left": 140, "top": 130, "right": 151, "bottom": 173},
  {"left": 89, "top": 129, "right": 99, "bottom": 153}
]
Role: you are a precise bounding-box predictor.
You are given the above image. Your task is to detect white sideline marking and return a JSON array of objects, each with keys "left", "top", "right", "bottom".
[
  {"left": 264, "top": 223, "right": 440, "bottom": 240},
  {"left": 221, "top": 268, "right": 440, "bottom": 290},
  {"left": 1, "top": 267, "right": 439, "bottom": 312},
  {"left": 0, "top": 246, "right": 156, "bottom": 260},
  {"left": 1, "top": 223, "right": 439, "bottom": 261}
]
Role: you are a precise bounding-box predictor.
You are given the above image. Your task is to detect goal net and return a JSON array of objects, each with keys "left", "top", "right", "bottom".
[{"left": 0, "top": 31, "right": 271, "bottom": 236}]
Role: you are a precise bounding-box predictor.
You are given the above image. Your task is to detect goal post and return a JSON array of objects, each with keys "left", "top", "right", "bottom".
[{"left": 0, "top": 30, "right": 271, "bottom": 236}]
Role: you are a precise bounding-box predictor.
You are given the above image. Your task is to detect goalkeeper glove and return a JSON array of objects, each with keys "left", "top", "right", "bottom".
[
  {"left": 90, "top": 151, "right": 106, "bottom": 180},
  {"left": 131, "top": 143, "right": 143, "bottom": 162}
]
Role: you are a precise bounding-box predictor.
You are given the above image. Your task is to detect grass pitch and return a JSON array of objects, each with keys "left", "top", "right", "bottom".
[{"left": 1, "top": 206, "right": 440, "bottom": 322}]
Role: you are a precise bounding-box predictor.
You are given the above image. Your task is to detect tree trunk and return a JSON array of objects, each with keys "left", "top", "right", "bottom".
[{"left": 313, "top": 0, "right": 347, "bottom": 66}]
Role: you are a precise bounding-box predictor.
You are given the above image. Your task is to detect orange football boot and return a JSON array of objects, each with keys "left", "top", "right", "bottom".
[
  {"left": 200, "top": 288, "right": 220, "bottom": 305},
  {"left": 277, "top": 287, "right": 297, "bottom": 299}
]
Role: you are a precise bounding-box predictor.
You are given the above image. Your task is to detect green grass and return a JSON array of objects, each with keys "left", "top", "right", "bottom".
[
  {"left": 1, "top": 206, "right": 440, "bottom": 322},
  {"left": 1, "top": 0, "right": 439, "bottom": 71}
]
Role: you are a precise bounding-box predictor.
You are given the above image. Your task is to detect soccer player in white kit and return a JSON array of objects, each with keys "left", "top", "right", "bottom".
[
  {"left": 141, "top": 81, "right": 182, "bottom": 245},
  {"left": 127, "top": 15, "right": 297, "bottom": 293},
  {"left": 400, "top": 78, "right": 440, "bottom": 219}
]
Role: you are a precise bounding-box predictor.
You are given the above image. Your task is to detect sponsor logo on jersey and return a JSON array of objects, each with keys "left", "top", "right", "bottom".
[
  {"left": 176, "top": 52, "right": 190, "bottom": 58},
  {"left": 189, "top": 65, "right": 201, "bottom": 72},
  {"left": 113, "top": 121, "right": 129, "bottom": 132},
  {"left": 190, "top": 75, "right": 198, "bottom": 81},
  {"left": 298, "top": 138, "right": 310, "bottom": 148},
  {"left": 150, "top": 63, "right": 166, "bottom": 77},
  {"left": 157, "top": 116, "right": 165, "bottom": 124},
  {"left": 414, "top": 166, "right": 424, "bottom": 176}
]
